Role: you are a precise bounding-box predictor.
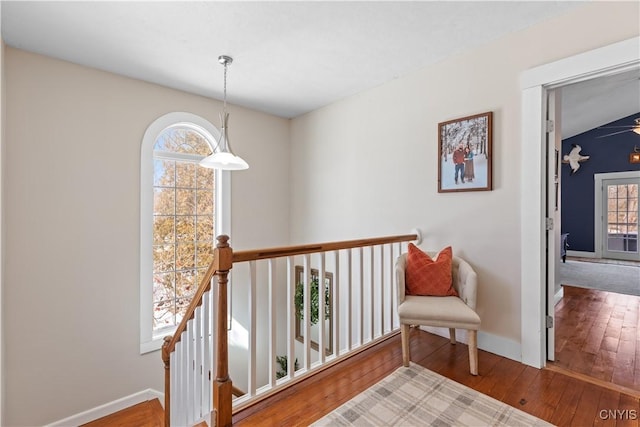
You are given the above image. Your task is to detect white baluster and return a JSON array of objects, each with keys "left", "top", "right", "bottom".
[
  {"left": 303, "top": 254, "right": 311, "bottom": 370},
  {"left": 318, "top": 252, "right": 326, "bottom": 364},
  {"left": 369, "top": 245, "right": 374, "bottom": 342},
  {"left": 268, "top": 259, "right": 277, "bottom": 387},
  {"left": 170, "top": 351, "right": 177, "bottom": 426},
  {"left": 359, "top": 247, "right": 364, "bottom": 346},
  {"left": 202, "top": 289, "right": 211, "bottom": 416},
  {"left": 387, "top": 244, "right": 393, "bottom": 334},
  {"left": 286, "top": 257, "right": 295, "bottom": 379},
  {"left": 347, "top": 249, "right": 352, "bottom": 351},
  {"left": 248, "top": 261, "right": 257, "bottom": 396},
  {"left": 333, "top": 250, "right": 340, "bottom": 357},
  {"left": 178, "top": 339, "right": 187, "bottom": 426},
  {"left": 194, "top": 304, "right": 203, "bottom": 419},
  {"left": 379, "top": 245, "right": 384, "bottom": 336},
  {"left": 186, "top": 319, "right": 194, "bottom": 424}
]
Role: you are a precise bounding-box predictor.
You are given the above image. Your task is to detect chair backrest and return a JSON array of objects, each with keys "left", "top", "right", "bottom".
[{"left": 395, "top": 252, "right": 478, "bottom": 310}]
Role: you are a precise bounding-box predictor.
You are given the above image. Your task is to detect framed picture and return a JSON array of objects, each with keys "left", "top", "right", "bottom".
[
  {"left": 438, "top": 111, "right": 493, "bottom": 193},
  {"left": 294, "top": 266, "right": 333, "bottom": 355}
]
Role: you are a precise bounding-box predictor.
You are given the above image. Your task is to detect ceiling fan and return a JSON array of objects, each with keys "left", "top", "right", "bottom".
[{"left": 596, "top": 117, "right": 640, "bottom": 138}]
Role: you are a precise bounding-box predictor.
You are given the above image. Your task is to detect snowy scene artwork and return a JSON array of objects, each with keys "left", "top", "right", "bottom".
[{"left": 438, "top": 111, "right": 493, "bottom": 193}]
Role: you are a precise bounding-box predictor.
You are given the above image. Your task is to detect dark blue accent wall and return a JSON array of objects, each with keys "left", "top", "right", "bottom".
[{"left": 561, "top": 113, "right": 640, "bottom": 252}]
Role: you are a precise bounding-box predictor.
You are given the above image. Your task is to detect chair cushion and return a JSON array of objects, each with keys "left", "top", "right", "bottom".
[
  {"left": 398, "top": 295, "right": 481, "bottom": 330},
  {"left": 405, "top": 244, "right": 458, "bottom": 297}
]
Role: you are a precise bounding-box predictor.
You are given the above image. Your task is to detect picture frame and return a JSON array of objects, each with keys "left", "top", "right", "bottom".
[
  {"left": 438, "top": 111, "right": 493, "bottom": 193},
  {"left": 294, "top": 266, "right": 333, "bottom": 355}
]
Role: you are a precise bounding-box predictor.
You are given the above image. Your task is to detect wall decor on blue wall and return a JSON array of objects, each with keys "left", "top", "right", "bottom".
[
  {"left": 562, "top": 144, "right": 590, "bottom": 174},
  {"left": 561, "top": 112, "right": 640, "bottom": 253}
]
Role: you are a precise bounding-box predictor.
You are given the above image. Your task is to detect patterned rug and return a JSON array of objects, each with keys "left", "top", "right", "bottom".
[{"left": 312, "top": 364, "right": 552, "bottom": 427}]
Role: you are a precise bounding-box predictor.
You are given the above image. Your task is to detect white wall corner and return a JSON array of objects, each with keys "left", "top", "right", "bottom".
[{"left": 45, "top": 389, "right": 164, "bottom": 427}]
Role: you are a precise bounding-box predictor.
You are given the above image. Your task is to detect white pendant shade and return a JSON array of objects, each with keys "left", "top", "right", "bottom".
[
  {"left": 200, "top": 151, "right": 249, "bottom": 170},
  {"left": 199, "top": 110, "right": 249, "bottom": 170}
]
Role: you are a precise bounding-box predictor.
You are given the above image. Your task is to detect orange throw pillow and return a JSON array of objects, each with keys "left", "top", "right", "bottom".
[{"left": 405, "top": 244, "right": 458, "bottom": 297}]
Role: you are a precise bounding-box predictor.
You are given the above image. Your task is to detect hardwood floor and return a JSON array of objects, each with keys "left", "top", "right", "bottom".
[
  {"left": 82, "top": 398, "right": 164, "bottom": 426},
  {"left": 554, "top": 285, "right": 640, "bottom": 392},
  {"left": 234, "top": 329, "right": 640, "bottom": 426},
  {"left": 88, "top": 326, "right": 640, "bottom": 426}
]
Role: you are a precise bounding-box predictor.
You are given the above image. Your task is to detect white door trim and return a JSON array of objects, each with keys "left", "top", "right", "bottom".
[{"left": 520, "top": 36, "right": 640, "bottom": 368}]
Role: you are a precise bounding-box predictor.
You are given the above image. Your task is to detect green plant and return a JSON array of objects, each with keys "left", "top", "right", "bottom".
[
  {"left": 275, "top": 355, "right": 299, "bottom": 379},
  {"left": 294, "top": 275, "right": 330, "bottom": 325}
]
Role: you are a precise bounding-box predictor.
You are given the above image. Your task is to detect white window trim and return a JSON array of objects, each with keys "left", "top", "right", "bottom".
[{"left": 140, "top": 112, "right": 231, "bottom": 354}]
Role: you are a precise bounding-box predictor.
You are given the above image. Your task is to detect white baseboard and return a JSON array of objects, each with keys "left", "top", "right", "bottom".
[
  {"left": 566, "top": 250, "right": 595, "bottom": 258},
  {"left": 419, "top": 326, "right": 522, "bottom": 362},
  {"left": 554, "top": 286, "right": 564, "bottom": 306},
  {"left": 46, "top": 389, "right": 164, "bottom": 427}
]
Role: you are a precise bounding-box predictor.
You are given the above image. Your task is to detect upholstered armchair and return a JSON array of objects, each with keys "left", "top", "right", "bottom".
[{"left": 396, "top": 251, "right": 481, "bottom": 375}]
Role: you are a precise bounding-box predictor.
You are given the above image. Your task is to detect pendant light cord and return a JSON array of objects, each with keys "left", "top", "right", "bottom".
[{"left": 222, "top": 60, "right": 228, "bottom": 116}]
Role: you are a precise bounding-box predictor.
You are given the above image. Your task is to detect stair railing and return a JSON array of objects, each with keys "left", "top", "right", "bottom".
[
  {"left": 162, "top": 232, "right": 418, "bottom": 426},
  {"left": 162, "top": 235, "right": 233, "bottom": 427}
]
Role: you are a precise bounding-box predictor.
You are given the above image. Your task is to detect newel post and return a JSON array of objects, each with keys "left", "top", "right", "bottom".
[
  {"left": 161, "top": 336, "right": 171, "bottom": 427},
  {"left": 213, "top": 235, "right": 233, "bottom": 427}
]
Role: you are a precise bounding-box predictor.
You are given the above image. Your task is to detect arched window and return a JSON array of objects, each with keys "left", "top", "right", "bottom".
[{"left": 140, "top": 112, "right": 228, "bottom": 353}]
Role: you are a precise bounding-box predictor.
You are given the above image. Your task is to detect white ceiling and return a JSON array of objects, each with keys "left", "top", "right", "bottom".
[
  {"left": 561, "top": 70, "right": 640, "bottom": 138},
  {"left": 1, "top": 1, "right": 638, "bottom": 135}
]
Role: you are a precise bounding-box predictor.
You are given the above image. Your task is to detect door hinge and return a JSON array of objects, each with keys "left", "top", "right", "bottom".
[
  {"left": 546, "top": 315, "right": 554, "bottom": 328},
  {"left": 546, "top": 120, "right": 555, "bottom": 133},
  {"left": 545, "top": 218, "right": 554, "bottom": 230}
]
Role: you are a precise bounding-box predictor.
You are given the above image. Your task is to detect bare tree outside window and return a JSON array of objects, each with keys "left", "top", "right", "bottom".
[{"left": 152, "top": 127, "right": 215, "bottom": 332}]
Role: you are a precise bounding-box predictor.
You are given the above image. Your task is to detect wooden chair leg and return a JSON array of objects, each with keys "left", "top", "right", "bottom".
[
  {"left": 401, "top": 324, "right": 410, "bottom": 367},
  {"left": 468, "top": 329, "right": 478, "bottom": 375},
  {"left": 449, "top": 328, "right": 456, "bottom": 344}
]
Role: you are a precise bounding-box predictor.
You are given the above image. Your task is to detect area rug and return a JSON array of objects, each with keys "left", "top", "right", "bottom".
[
  {"left": 559, "top": 260, "right": 640, "bottom": 296},
  {"left": 311, "top": 363, "right": 552, "bottom": 426}
]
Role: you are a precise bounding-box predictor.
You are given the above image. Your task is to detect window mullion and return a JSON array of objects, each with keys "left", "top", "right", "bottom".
[{"left": 173, "top": 160, "right": 178, "bottom": 327}]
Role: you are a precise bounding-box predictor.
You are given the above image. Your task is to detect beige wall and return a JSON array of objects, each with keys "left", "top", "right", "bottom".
[
  {"left": 4, "top": 48, "right": 290, "bottom": 426},
  {"left": 290, "top": 2, "right": 640, "bottom": 354}
]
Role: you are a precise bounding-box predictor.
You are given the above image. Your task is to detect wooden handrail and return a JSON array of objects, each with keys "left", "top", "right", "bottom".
[{"left": 232, "top": 233, "right": 418, "bottom": 263}]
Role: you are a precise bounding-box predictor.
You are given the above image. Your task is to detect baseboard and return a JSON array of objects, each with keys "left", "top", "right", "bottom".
[
  {"left": 46, "top": 389, "right": 164, "bottom": 426},
  {"left": 419, "top": 326, "right": 522, "bottom": 362},
  {"left": 554, "top": 286, "right": 564, "bottom": 305},
  {"left": 566, "top": 250, "right": 595, "bottom": 258}
]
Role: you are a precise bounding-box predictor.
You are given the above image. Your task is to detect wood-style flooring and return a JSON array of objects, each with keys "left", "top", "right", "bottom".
[
  {"left": 234, "top": 329, "right": 640, "bottom": 426},
  {"left": 85, "top": 327, "right": 640, "bottom": 426},
  {"left": 553, "top": 285, "right": 640, "bottom": 392},
  {"left": 82, "top": 398, "right": 164, "bottom": 426}
]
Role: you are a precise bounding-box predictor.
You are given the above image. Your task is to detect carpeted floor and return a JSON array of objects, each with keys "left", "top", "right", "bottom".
[
  {"left": 566, "top": 256, "right": 640, "bottom": 267},
  {"left": 559, "top": 259, "right": 640, "bottom": 296},
  {"left": 312, "top": 363, "right": 551, "bottom": 426}
]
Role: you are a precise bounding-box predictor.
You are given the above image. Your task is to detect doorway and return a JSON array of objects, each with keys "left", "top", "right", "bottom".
[{"left": 520, "top": 36, "right": 640, "bottom": 369}]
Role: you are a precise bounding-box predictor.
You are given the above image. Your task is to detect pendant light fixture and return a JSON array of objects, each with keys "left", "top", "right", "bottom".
[{"left": 199, "top": 55, "right": 249, "bottom": 170}]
